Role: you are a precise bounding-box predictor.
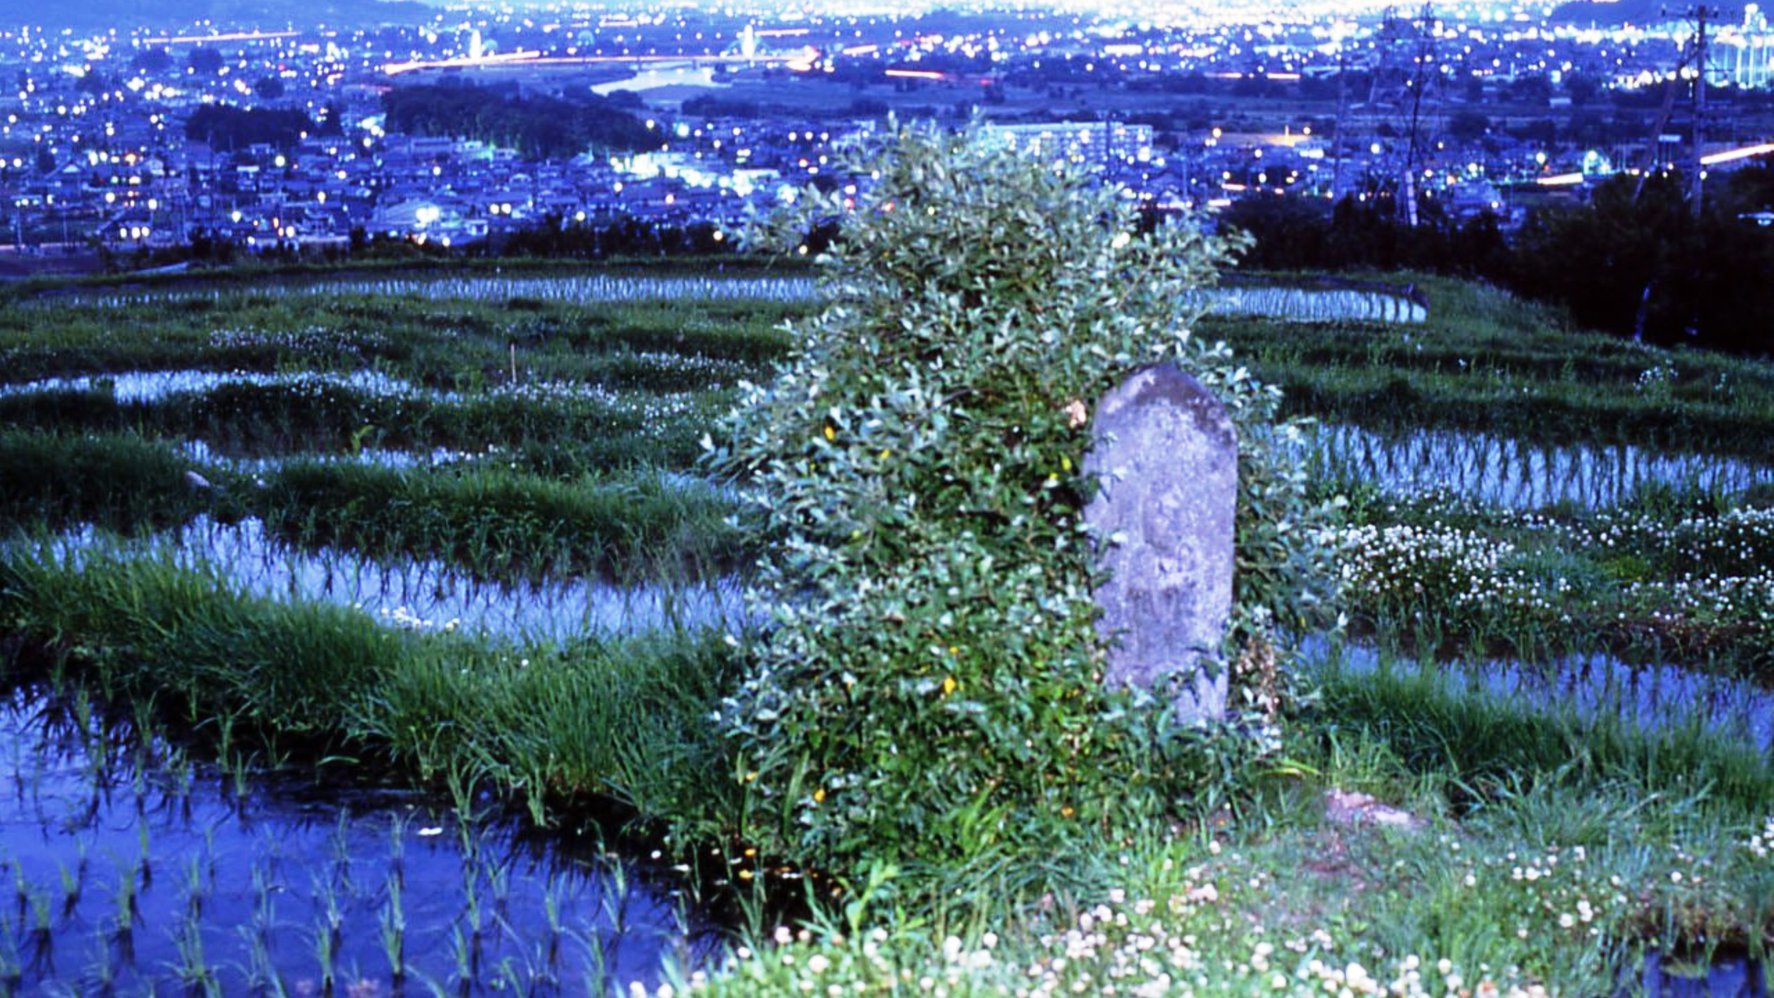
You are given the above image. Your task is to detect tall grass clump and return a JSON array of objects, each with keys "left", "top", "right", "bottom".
[
  {"left": 258, "top": 461, "right": 746, "bottom": 582},
  {"left": 1309, "top": 646, "right": 1774, "bottom": 819},
  {"left": 0, "top": 430, "right": 209, "bottom": 532},
  {"left": 707, "top": 123, "right": 1338, "bottom": 893},
  {"left": 0, "top": 539, "right": 739, "bottom": 826}
]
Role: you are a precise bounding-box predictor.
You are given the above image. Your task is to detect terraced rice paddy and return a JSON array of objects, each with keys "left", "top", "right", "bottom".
[
  {"left": 2, "top": 265, "right": 1772, "bottom": 994},
  {"left": 20, "top": 273, "right": 820, "bottom": 312},
  {"left": 0, "top": 271, "right": 788, "bottom": 992}
]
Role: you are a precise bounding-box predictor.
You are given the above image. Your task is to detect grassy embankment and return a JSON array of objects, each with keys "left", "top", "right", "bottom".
[{"left": 0, "top": 269, "right": 1770, "bottom": 994}]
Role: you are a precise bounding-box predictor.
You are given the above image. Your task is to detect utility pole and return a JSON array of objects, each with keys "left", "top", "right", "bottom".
[
  {"left": 1331, "top": 50, "right": 1348, "bottom": 202},
  {"left": 1689, "top": 4, "right": 1711, "bottom": 217},
  {"left": 1368, "top": 4, "right": 1439, "bottom": 226},
  {"left": 1401, "top": 2, "right": 1436, "bottom": 228}
]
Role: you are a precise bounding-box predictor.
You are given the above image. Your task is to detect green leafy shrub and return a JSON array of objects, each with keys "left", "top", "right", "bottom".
[{"left": 709, "top": 123, "right": 1337, "bottom": 886}]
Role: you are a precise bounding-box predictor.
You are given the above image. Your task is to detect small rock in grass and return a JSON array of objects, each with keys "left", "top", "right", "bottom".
[{"left": 1323, "top": 789, "right": 1425, "bottom": 833}]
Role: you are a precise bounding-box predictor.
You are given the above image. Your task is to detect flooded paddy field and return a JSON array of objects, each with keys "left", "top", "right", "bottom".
[
  {"left": 32, "top": 517, "right": 748, "bottom": 646},
  {"left": 13, "top": 273, "right": 820, "bottom": 312},
  {"left": 2, "top": 266, "right": 1773, "bottom": 995},
  {"left": 0, "top": 682, "right": 712, "bottom": 995},
  {"left": 0, "top": 277, "right": 775, "bottom": 994},
  {"left": 1306, "top": 422, "right": 1774, "bottom": 511}
]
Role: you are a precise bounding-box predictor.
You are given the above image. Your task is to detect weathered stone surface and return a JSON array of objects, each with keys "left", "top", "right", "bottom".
[
  {"left": 1323, "top": 789, "right": 1426, "bottom": 832},
  {"left": 1083, "top": 363, "right": 1237, "bottom": 725}
]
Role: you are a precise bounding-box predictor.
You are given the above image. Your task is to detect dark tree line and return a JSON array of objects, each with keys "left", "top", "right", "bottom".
[
  {"left": 1223, "top": 178, "right": 1509, "bottom": 278},
  {"left": 381, "top": 83, "right": 653, "bottom": 160},
  {"left": 1221, "top": 163, "right": 1774, "bottom": 356},
  {"left": 183, "top": 104, "right": 315, "bottom": 151},
  {"left": 495, "top": 214, "right": 730, "bottom": 258},
  {"left": 1511, "top": 169, "right": 1774, "bottom": 355}
]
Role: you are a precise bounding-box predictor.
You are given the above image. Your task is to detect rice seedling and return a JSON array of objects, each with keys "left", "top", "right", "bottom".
[
  {"left": 84, "top": 924, "right": 116, "bottom": 994},
  {"left": 1194, "top": 283, "right": 1428, "bottom": 325},
  {"left": 249, "top": 866, "right": 279, "bottom": 941},
  {"left": 449, "top": 924, "right": 474, "bottom": 986},
  {"left": 237, "top": 923, "right": 287, "bottom": 998},
  {"left": 462, "top": 869, "right": 484, "bottom": 940},
  {"left": 310, "top": 915, "right": 336, "bottom": 994},
  {"left": 1306, "top": 422, "right": 1774, "bottom": 511},
  {"left": 55, "top": 273, "right": 819, "bottom": 312},
  {"left": 575, "top": 926, "right": 610, "bottom": 998},
  {"left": 170, "top": 915, "right": 217, "bottom": 996},
  {"left": 0, "top": 914, "right": 20, "bottom": 990},
  {"left": 26, "top": 884, "right": 52, "bottom": 939},
  {"left": 329, "top": 810, "right": 354, "bottom": 894},
  {"left": 56, "top": 859, "right": 81, "bottom": 919},
  {"left": 537, "top": 877, "right": 571, "bottom": 978},
  {"left": 180, "top": 855, "right": 207, "bottom": 920},
  {"left": 489, "top": 858, "right": 513, "bottom": 916},
  {"left": 385, "top": 814, "right": 408, "bottom": 889},
  {"left": 313, "top": 871, "right": 345, "bottom": 940},
  {"left": 111, "top": 865, "right": 137, "bottom": 939},
  {"left": 379, "top": 873, "right": 406, "bottom": 983}
]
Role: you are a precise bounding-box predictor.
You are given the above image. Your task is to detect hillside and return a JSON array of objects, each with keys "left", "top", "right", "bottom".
[
  {"left": 24, "top": 0, "right": 431, "bottom": 31},
  {"left": 1551, "top": 0, "right": 1752, "bottom": 25}
]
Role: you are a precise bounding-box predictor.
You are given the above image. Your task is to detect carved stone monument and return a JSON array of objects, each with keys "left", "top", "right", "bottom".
[{"left": 1083, "top": 363, "right": 1237, "bottom": 725}]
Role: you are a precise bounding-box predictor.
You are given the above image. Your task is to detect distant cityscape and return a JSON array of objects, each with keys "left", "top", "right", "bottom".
[{"left": 3, "top": 0, "right": 1773, "bottom": 267}]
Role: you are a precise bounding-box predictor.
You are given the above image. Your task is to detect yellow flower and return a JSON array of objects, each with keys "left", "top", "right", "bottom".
[
  {"left": 823, "top": 424, "right": 836, "bottom": 441},
  {"left": 813, "top": 788, "right": 827, "bottom": 803},
  {"left": 1061, "top": 805, "right": 1076, "bottom": 818},
  {"left": 1061, "top": 456, "right": 1073, "bottom": 472},
  {"left": 942, "top": 675, "right": 959, "bottom": 696}
]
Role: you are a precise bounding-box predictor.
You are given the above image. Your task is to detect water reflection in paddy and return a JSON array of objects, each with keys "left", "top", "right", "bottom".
[
  {"left": 1309, "top": 423, "right": 1774, "bottom": 510},
  {"left": 38, "top": 275, "right": 819, "bottom": 310},
  {"left": 0, "top": 368, "right": 422, "bottom": 404},
  {"left": 1307, "top": 637, "right": 1774, "bottom": 753},
  {"left": 0, "top": 683, "right": 713, "bottom": 995},
  {"left": 43, "top": 517, "right": 748, "bottom": 645}
]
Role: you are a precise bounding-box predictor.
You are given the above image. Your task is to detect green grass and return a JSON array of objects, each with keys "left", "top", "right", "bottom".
[
  {"left": 1309, "top": 644, "right": 1774, "bottom": 819},
  {"left": 0, "top": 430, "right": 745, "bottom": 583},
  {"left": 4, "top": 267, "right": 1774, "bottom": 995},
  {"left": 0, "top": 254, "right": 813, "bottom": 308},
  {"left": 0, "top": 377, "right": 724, "bottom": 473},
  {"left": 1324, "top": 483, "right": 1774, "bottom": 678},
  {"left": 681, "top": 659, "right": 1774, "bottom": 996},
  {"left": 0, "top": 430, "right": 209, "bottom": 533},
  {"left": 0, "top": 538, "right": 741, "bottom": 834},
  {"left": 257, "top": 460, "right": 747, "bottom": 582},
  {"left": 0, "top": 280, "right": 790, "bottom": 476},
  {"left": 0, "top": 290, "right": 794, "bottom": 391}
]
